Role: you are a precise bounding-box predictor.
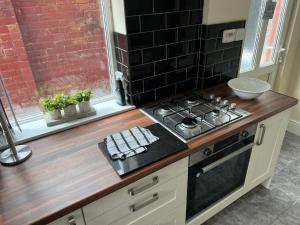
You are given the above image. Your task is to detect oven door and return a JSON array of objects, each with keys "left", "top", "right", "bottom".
[{"left": 186, "top": 142, "right": 253, "bottom": 220}]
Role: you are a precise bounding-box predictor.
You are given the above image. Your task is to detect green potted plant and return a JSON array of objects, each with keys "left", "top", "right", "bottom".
[
  {"left": 74, "top": 89, "right": 93, "bottom": 113},
  {"left": 62, "top": 95, "right": 78, "bottom": 117},
  {"left": 39, "top": 95, "right": 64, "bottom": 120}
]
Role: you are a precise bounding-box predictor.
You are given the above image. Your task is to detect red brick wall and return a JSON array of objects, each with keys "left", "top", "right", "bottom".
[
  {"left": 0, "top": 0, "right": 110, "bottom": 118},
  {"left": 0, "top": 0, "right": 39, "bottom": 109},
  {"left": 13, "top": 0, "right": 110, "bottom": 97}
]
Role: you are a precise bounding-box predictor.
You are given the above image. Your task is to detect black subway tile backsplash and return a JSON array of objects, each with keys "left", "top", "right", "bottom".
[
  {"left": 126, "top": 16, "right": 140, "bottom": 34},
  {"left": 125, "top": 0, "right": 153, "bottom": 16},
  {"left": 130, "top": 63, "right": 154, "bottom": 81},
  {"left": 144, "top": 74, "right": 166, "bottom": 91},
  {"left": 167, "top": 42, "right": 189, "bottom": 58},
  {"left": 129, "top": 50, "right": 142, "bottom": 66},
  {"left": 178, "top": 25, "right": 199, "bottom": 41},
  {"left": 166, "top": 70, "right": 187, "bottom": 84},
  {"left": 155, "top": 59, "right": 177, "bottom": 75},
  {"left": 154, "top": 29, "right": 178, "bottom": 45},
  {"left": 154, "top": 0, "right": 180, "bottom": 13},
  {"left": 116, "top": 1, "right": 245, "bottom": 106},
  {"left": 143, "top": 46, "right": 166, "bottom": 63},
  {"left": 141, "top": 14, "right": 166, "bottom": 32},
  {"left": 167, "top": 11, "right": 190, "bottom": 28},
  {"left": 128, "top": 32, "right": 154, "bottom": 50},
  {"left": 177, "top": 53, "right": 198, "bottom": 68}
]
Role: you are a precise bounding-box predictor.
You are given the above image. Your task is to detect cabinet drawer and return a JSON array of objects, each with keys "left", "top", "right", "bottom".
[
  {"left": 115, "top": 203, "right": 186, "bottom": 225},
  {"left": 48, "top": 209, "right": 85, "bottom": 225},
  {"left": 87, "top": 172, "right": 187, "bottom": 225},
  {"left": 83, "top": 158, "right": 188, "bottom": 221}
]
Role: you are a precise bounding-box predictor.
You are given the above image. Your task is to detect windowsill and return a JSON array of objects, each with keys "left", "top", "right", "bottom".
[{"left": 0, "top": 100, "right": 135, "bottom": 151}]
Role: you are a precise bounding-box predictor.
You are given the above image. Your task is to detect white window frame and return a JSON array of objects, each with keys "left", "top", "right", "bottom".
[
  {"left": 239, "top": 0, "right": 293, "bottom": 87},
  {"left": 0, "top": 0, "right": 134, "bottom": 150}
]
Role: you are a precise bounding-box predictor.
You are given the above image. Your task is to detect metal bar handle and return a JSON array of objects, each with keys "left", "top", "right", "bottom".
[
  {"left": 67, "top": 216, "right": 76, "bottom": 225},
  {"left": 256, "top": 124, "right": 266, "bottom": 146},
  {"left": 129, "top": 193, "right": 159, "bottom": 212},
  {"left": 200, "top": 143, "right": 254, "bottom": 174},
  {"left": 128, "top": 176, "right": 159, "bottom": 196}
]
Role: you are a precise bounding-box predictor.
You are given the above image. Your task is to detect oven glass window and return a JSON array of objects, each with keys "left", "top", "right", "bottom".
[{"left": 186, "top": 149, "right": 251, "bottom": 220}]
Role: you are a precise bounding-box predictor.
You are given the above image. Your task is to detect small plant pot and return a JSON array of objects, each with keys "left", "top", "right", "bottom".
[
  {"left": 78, "top": 101, "right": 91, "bottom": 113},
  {"left": 48, "top": 109, "right": 62, "bottom": 120},
  {"left": 64, "top": 105, "right": 77, "bottom": 117}
]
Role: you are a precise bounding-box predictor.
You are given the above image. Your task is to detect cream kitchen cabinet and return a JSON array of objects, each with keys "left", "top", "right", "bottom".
[
  {"left": 245, "top": 109, "right": 291, "bottom": 190},
  {"left": 84, "top": 158, "right": 188, "bottom": 225},
  {"left": 47, "top": 209, "right": 85, "bottom": 225}
]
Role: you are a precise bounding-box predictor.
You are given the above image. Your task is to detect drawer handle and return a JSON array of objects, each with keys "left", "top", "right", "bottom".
[
  {"left": 256, "top": 124, "right": 266, "bottom": 146},
  {"left": 67, "top": 216, "right": 76, "bottom": 225},
  {"left": 129, "top": 193, "right": 159, "bottom": 212},
  {"left": 128, "top": 176, "right": 159, "bottom": 196}
]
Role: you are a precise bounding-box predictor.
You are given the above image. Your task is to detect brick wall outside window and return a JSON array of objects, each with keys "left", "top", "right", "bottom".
[{"left": 0, "top": 0, "right": 110, "bottom": 119}]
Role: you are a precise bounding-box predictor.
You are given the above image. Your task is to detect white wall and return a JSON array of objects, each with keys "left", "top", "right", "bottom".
[
  {"left": 110, "top": 0, "right": 127, "bottom": 34},
  {"left": 203, "top": 0, "right": 251, "bottom": 24}
]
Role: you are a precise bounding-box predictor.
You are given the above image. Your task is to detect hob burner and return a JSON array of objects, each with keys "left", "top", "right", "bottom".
[
  {"left": 211, "top": 109, "right": 220, "bottom": 117},
  {"left": 186, "top": 97, "right": 198, "bottom": 106},
  {"left": 181, "top": 117, "right": 197, "bottom": 129},
  {"left": 157, "top": 104, "right": 172, "bottom": 115}
]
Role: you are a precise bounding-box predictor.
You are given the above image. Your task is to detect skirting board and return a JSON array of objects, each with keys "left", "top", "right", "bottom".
[{"left": 287, "top": 119, "right": 300, "bottom": 136}]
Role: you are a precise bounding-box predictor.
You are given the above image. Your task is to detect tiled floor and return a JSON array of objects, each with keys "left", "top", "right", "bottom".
[{"left": 203, "top": 132, "right": 300, "bottom": 225}]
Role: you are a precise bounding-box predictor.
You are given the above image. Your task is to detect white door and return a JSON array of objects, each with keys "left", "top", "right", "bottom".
[{"left": 238, "top": 0, "right": 293, "bottom": 87}]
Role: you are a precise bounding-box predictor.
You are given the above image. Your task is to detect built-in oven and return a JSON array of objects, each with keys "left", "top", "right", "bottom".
[{"left": 186, "top": 124, "right": 257, "bottom": 221}]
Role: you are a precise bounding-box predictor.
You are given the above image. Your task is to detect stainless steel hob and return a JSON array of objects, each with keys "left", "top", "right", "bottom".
[{"left": 141, "top": 93, "right": 251, "bottom": 142}]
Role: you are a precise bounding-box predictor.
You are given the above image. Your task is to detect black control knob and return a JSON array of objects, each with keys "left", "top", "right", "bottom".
[
  {"left": 241, "top": 130, "right": 249, "bottom": 137},
  {"left": 203, "top": 148, "right": 213, "bottom": 156}
]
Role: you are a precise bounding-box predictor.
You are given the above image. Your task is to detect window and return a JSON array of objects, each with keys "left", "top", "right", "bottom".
[
  {"left": 239, "top": 0, "right": 290, "bottom": 85},
  {"left": 0, "top": 0, "right": 114, "bottom": 122}
]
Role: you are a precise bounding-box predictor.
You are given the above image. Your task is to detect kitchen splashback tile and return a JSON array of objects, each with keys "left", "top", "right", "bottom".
[
  {"left": 154, "top": 29, "right": 178, "bottom": 45},
  {"left": 128, "top": 32, "right": 154, "bottom": 50},
  {"left": 178, "top": 25, "right": 199, "bottom": 41},
  {"left": 141, "top": 14, "right": 166, "bottom": 32},
  {"left": 126, "top": 16, "right": 140, "bottom": 34},
  {"left": 154, "top": 0, "right": 180, "bottom": 13},
  {"left": 143, "top": 46, "right": 166, "bottom": 63},
  {"left": 117, "top": 0, "right": 245, "bottom": 106},
  {"left": 167, "top": 11, "right": 190, "bottom": 28},
  {"left": 125, "top": 0, "right": 153, "bottom": 16}
]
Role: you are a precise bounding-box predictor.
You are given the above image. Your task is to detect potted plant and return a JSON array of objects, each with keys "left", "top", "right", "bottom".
[
  {"left": 39, "top": 95, "right": 64, "bottom": 120},
  {"left": 62, "top": 95, "right": 78, "bottom": 117},
  {"left": 74, "top": 89, "right": 93, "bottom": 113}
]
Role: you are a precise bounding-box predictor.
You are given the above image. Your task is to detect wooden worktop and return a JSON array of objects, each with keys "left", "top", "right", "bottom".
[{"left": 0, "top": 85, "right": 298, "bottom": 225}]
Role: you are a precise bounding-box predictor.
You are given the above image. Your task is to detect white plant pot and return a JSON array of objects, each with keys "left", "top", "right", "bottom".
[
  {"left": 48, "top": 109, "right": 62, "bottom": 120},
  {"left": 78, "top": 101, "right": 91, "bottom": 113},
  {"left": 64, "top": 105, "right": 77, "bottom": 117}
]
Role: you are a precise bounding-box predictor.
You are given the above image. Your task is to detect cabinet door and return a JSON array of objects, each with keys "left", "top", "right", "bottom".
[
  {"left": 245, "top": 109, "right": 290, "bottom": 190},
  {"left": 48, "top": 209, "right": 85, "bottom": 225}
]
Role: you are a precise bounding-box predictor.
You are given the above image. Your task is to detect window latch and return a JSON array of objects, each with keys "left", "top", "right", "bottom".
[{"left": 263, "top": 0, "right": 277, "bottom": 20}]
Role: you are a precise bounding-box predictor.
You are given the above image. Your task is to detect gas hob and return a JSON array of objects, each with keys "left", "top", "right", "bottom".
[{"left": 141, "top": 93, "right": 251, "bottom": 142}]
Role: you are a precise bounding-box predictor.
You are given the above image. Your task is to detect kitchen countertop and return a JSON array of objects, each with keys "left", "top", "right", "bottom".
[{"left": 0, "top": 85, "right": 298, "bottom": 225}]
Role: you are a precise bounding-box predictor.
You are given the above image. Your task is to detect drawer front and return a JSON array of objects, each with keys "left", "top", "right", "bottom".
[
  {"left": 48, "top": 209, "right": 85, "bottom": 225},
  {"left": 87, "top": 172, "right": 187, "bottom": 225},
  {"left": 83, "top": 158, "right": 188, "bottom": 221},
  {"left": 127, "top": 204, "right": 186, "bottom": 225}
]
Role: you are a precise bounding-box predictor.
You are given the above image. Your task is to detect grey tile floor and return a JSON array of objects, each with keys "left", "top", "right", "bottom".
[{"left": 203, "top": 132, "right": 300, "bottom": 225}]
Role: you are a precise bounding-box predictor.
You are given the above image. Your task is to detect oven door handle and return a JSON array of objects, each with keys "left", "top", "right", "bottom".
[{"left": 200, "top": 143, "right": 254, "bottom": 173}]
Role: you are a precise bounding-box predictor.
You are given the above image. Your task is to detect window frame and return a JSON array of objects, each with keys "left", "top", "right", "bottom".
[
  {"left": 0, "top": 0, "right": 135, "bottom": 151},
  {"left": 238, "top": 0, "right": 293, "bottom": 86}
]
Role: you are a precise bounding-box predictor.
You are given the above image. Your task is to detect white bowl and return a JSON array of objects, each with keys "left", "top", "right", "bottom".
[{"left": 228, "top": 77, "right": 271, "bottom": 100}]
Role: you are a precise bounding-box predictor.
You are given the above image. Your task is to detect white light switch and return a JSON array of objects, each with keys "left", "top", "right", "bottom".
[
  {"left": 235, "top": 28, "right": 246, "bottom": 41},
  {"left": 222, "top": 29, "right": 236, "bottom": 43}
]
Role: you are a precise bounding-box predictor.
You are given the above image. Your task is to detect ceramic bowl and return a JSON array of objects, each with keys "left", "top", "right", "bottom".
[{"left": 228, "top": 77, "right": 271, "bottom": 100}]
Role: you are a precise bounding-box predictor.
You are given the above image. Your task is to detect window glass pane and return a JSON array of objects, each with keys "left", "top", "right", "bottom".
[
  {"left": 240, "top": 0, "right": 267, "bottom": 73},
  {"left": 0, "top": 0, "right": 111, "bottom": 121},
  {"left": 260, "top": 0, "right": 288, "bottom": 67}
]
